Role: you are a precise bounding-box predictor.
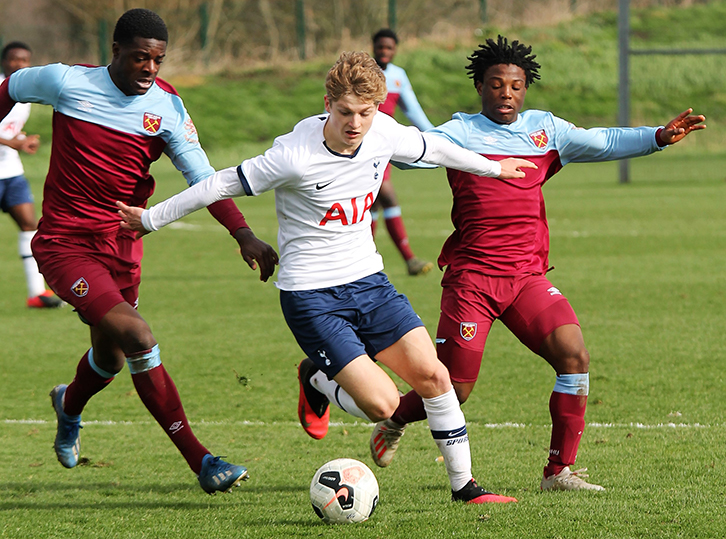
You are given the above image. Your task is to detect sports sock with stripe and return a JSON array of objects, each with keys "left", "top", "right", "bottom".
[
  {"left": 545, "top": 373, "right": 589, "bottom": 477},
  {"left": 383, "top": 206, "right": 415, "bottom": 260},
  {"left": 310, "top": 370, "right": 373, "bottom": 421},
  {"left": 127, "top": 345, "right": 209, "bottom": 474},
  {"left": 63, "top": 348, "right": 117, "bottom": 416},
  {"left": 423, "top": 387, "right": 472, "bottom": 492}
]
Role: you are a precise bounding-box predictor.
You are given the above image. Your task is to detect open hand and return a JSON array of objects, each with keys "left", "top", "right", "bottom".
[{"left": 659, "top": 108, "right": 706, "bottom": 145}]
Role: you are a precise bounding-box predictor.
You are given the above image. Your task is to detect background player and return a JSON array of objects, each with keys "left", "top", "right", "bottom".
[
  {"left": 118, "top": 51, "right": 535, "bottom": 504},
  {"left": 0, "top": 41, "right": 62, "bottom": 309},
  {"left": 0, "top": 8, "right": 278, "bottom": 493},
  {"left": 371, "top": 28, "right": 435, "bottom": 276},
  {"left": 368, "top": 35, "right": 705, "bottom": 492}
]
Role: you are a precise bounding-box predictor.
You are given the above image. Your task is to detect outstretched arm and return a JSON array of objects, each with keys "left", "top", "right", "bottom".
[
  {"left": 117, "top": 166, "right": 279, "bottom": 282},
  {"left": 658, "top": 108, "right": 705, "bottom": 146},
  {"left": 420, "top": 132, "right": 537, "bottom": 179}
]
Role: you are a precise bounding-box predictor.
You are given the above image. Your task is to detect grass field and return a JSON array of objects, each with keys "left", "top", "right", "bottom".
[
  {"left": 1, "top": 143, "right": 725, "bottom": 537},
  {"left": 2, "top": 2, "right": 726, "bottom": 536}
]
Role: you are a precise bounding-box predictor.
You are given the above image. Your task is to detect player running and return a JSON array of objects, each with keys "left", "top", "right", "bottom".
[
  {"left": 366, "top": 35, "right": 705, "bottom": 492},
  {"left": 371, "top": 28, "right": 435, "bottom": 276},
  {"left": 0, "top": 8, "right": 278, "bottom": 494},
  {"left": 0, "top": 41, "right": 63, "bottom": 309},
  {"left": 117, "top": 51, "right": 535, "bottom": 504}
]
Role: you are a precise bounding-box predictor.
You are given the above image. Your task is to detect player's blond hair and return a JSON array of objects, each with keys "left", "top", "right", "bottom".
[{"left": 325, "top": 51, "right": 387, "bottom": 105}]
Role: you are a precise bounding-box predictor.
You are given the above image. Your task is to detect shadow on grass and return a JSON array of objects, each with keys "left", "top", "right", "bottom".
[{"left": 0, "top": 480, "right": 311, "bottom": 515}]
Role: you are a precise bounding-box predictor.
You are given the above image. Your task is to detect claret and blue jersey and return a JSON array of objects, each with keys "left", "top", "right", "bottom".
[
  {"left": 1, "top": 64, "right": 214, "bottom": 235},
  {"left": 429, "top": 109, "right": 664, "bottom": 275},
  {"left": 379, "top": 63, "right": 434, "bottom": 132}
]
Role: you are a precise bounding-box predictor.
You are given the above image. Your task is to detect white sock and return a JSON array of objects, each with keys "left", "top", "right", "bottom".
[
  {"left": 18, "top": 230, "right": 46, "bottom": 298},
  {"left": 310, "top": 370, "right": 373, "bottom": 421},
  {"left": 423, "top": 388, "right": 472, "bottom": 492}
]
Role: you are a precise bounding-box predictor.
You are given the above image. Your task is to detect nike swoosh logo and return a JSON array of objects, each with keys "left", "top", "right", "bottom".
[
  {"left": 316, "top": 180, "right": 335, "bottom": 190},
  {"left": 448, "top": 426, "right": 468, "bottom": 438}
]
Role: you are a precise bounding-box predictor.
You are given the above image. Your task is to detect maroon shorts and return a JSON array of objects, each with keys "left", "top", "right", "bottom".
[
  {"left": 436, "top": 272, "right": 579, "bottom": 383},
  {"left": 32, "top": 230, "right": 143, "bottom": 326}
]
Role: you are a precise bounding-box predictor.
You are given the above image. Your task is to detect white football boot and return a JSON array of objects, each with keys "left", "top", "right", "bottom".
[{"left": 541, "top": 466, "right": 605, "bottom": 492}]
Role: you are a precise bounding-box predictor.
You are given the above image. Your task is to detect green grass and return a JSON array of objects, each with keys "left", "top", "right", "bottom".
[
  {"left": 1, "top": 144, "right": 725, "bottom": 537},
  {"left": 3, "top": 2, "right": 726, "bottom": 536}
]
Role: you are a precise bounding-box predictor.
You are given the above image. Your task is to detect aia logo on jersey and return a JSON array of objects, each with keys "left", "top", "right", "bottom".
[
  {"left": 143, "top": 112, "right": 162, "bottom": 134},
  {"left": 460, "top": 322, "right": 477, "bottom": 341},
  {"left": 319, "top": 192, "right": 375, "bottom": 226},
  {"left": 529, "top": 129, "right": 548, "bottom": 149},
  {"left": 71, "top": 277, "right": 89, "bottom": 297}
]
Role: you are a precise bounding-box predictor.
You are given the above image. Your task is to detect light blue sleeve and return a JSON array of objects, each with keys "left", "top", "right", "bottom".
[
  {"left": 426, "top": 115, "right": 470, "bottom": 147},
  {"left": 553, "top": 115, "right": 662, "bottom": 165},
  {"left": 162, "top": 100, "right": 215, "bottom": 186},
  {"left": 8, "top": 64, "right": 69, "bottom": 107},
  {"left": 397, "top": 70, "right": 434, "bottom": 131}
]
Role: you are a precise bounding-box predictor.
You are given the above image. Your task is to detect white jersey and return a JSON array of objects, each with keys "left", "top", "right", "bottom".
[
  {"left": 0, "top": 74, "right": 30, "bottom": 180},
  {"left": 241, "top": 112, "right": 427, "bottom": 290},
  {"left": 142, "top": 110, "right": 502, "bottom": 290}
]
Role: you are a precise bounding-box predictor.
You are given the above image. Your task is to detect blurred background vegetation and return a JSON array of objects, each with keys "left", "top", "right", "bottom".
[
  {"left": 4, "top": 0, "right": 725, "bottom": 157},
  {"left": 0, "top": 0, "right": 718, "bottom": 68}
]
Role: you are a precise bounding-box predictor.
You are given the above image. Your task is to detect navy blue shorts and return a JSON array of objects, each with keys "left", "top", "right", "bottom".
[
  {"left": 280, "top": 272, "right": 424, "bottom": 378},
  {"left": 0, "top": 175, "right": 34, "bottom": 212}
]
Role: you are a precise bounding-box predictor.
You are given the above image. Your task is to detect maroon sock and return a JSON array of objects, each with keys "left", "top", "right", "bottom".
[
  {"left": 385, "top": 214, "right": 415, "bottom": 260},
  {"left": 391, "top": 389, "right": 427, "bottom": 425},
  {"left": 131, "top": 364, "right": 209, "bottom": 474},
  {"left": 63, "top": 350, "right": 115, "bottom": 416},
  {"left": 545, "top": 391, "right": 587, "bottom": 477}
]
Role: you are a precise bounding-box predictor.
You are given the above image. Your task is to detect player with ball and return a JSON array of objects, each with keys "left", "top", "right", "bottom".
[{"left": 118, "top": 51, "right": 534, "bottom": 504}]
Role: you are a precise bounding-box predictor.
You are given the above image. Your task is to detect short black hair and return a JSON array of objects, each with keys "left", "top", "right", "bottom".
[
  {"left": 466, "top": 35, "right": 541, "bottom": 88},
  {"left": 1, "top": 41, "right": 31, "bottom": 61},
  {"left": 113, "top": 8, "right": 168, "bottom": 45},
  {"left": 372, "top": 28, "right": 398, "bottom": 44}
]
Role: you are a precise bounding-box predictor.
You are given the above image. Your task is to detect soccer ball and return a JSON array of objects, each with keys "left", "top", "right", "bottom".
[{"left": 309, "top": 458, "right": 379, "bottom": 524}]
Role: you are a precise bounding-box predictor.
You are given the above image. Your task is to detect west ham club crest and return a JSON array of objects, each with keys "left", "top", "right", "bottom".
[
  {"left": 71, "top": 277, "right": 89, "bottom": 297},
  {"left": 529, "top": 129, "right": 548, "bottom": 149},
  {"left": 143, "top": 112, "right": 162, "bottom": 134},
  {"left": 460, "top": 322, "right": 477, "bottom": 341}
]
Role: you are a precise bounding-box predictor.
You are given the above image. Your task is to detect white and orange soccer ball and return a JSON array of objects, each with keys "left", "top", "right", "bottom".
[{"left": 309, "top": 458, "right": 379, "bottom": 524}]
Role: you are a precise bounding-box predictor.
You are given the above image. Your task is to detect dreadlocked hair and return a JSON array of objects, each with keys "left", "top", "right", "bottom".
[{"left": 466, "top": 35, "right": 541, "bottom": 88}]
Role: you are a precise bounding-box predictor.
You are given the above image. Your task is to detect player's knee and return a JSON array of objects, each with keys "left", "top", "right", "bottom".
[
  {"left": 573, "top": 347, "right": 590, "bottom": 372},
  {"left": 364, "top": 396, "right": 398, "bottom": 422},
  {"left": 118, "top": 322, "right": 156, "bottom": 356},
  {"left": 410, "top": 362, "right": 451, "bottom": 399},
  {"left": 561, "top": 347, "right": 589, "bottom": 373}
]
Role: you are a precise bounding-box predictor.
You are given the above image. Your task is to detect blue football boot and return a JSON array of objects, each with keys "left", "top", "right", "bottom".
[
  {"left": 198, "top": 454, "right": 249, "bottom": 494},
  {"left": 49, "top": 384, "right": 82, "bottom": 468}
]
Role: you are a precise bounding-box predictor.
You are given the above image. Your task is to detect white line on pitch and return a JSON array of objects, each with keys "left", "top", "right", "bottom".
[{"left": 2, "top": 419, "right": 719, "bottom": 428}]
